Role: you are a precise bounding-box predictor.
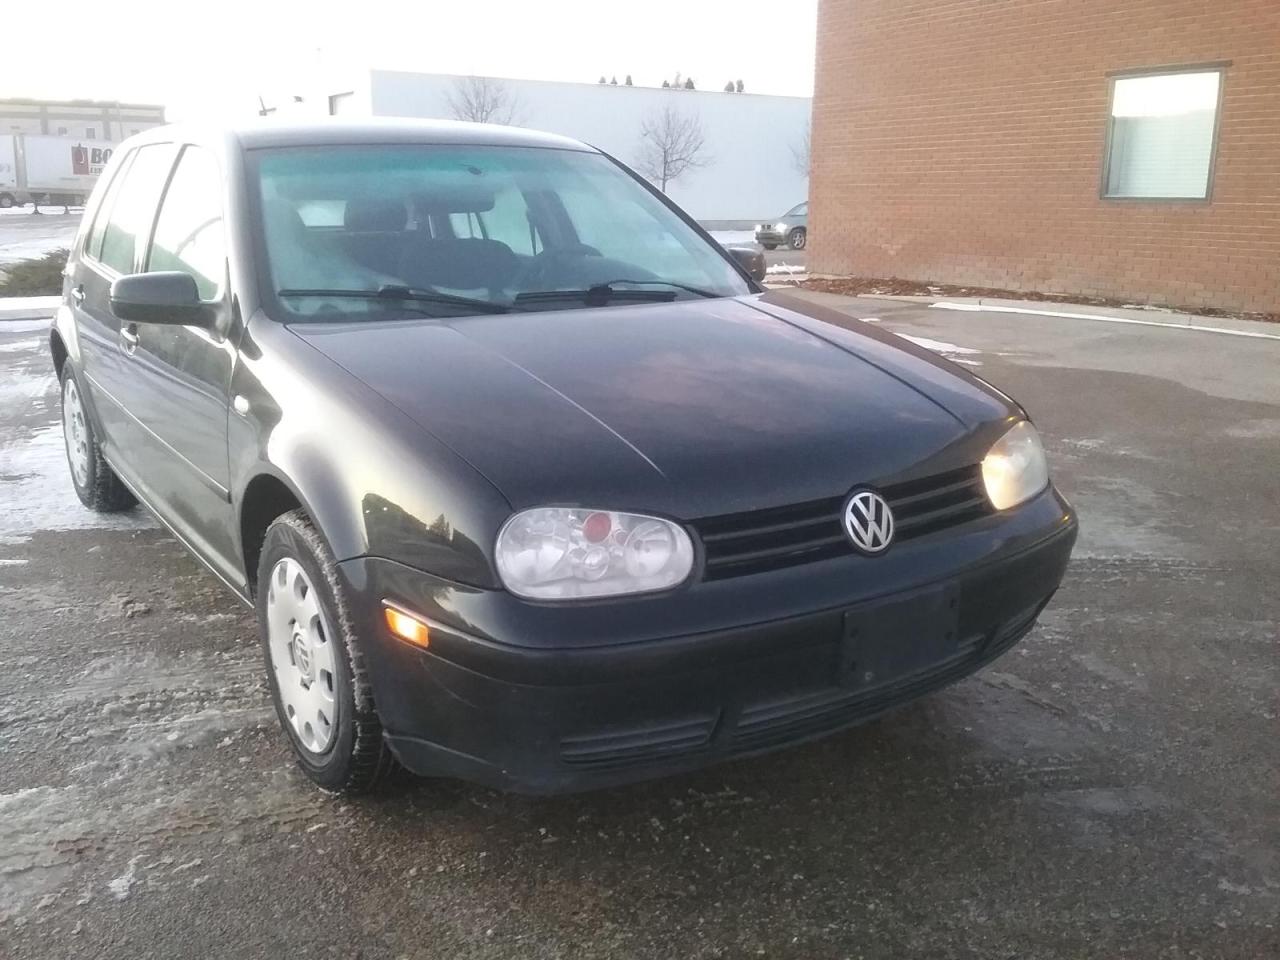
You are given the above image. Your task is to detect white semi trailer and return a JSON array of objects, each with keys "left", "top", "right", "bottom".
[{"left": 0, "top": 134, "right": 117, "bottom": 209}]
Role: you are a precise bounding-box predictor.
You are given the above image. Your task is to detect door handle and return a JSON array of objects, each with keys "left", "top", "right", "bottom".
[
  {"left": 71, "top": 285, "right": 86, "bottom": 305},
  {"left": 120, "top": 324, "right": 139, "bottom": 353}
]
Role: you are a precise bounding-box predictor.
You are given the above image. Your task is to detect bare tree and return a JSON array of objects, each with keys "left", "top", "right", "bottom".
[
  {"left": 790, "top": 124, "right": 811, "bottom": 176},
  {"left": 636, "top": 104, "right": 710, "bottom": 193},
  {"left": 447, "top": 76, "right": 524, "bottom": 125}
]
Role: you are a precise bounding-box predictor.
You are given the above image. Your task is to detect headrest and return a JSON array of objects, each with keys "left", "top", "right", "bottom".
[{"left": 344, "top": 198, "right": 407, "bottom": 232}]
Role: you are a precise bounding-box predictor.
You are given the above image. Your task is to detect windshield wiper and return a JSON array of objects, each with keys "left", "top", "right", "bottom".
[
  {"left": 277, "top": 285, "right": 510, "bottom": 315},
  {"left": 596, "top": 279, "right": 720, "bottom": 299},
  {"left": 513, "top": 279, "right": 718, "bottom": 308}
]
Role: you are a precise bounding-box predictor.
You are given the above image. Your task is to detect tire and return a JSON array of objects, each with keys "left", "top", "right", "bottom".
[
  {"left": 761, "top": 242, "right": 778, "bottom": 251},
  {"left": 0, "top": 193, "right": 14, "bottom": 209},
  {"left": 256, "top": 510, "right": 397, "bottom": 793},
  {"left": 60, "top": 366, "right": 137, "bottom": 512},
  {"left": 787, "top": 227, "right": 807, "bottom": 251}
]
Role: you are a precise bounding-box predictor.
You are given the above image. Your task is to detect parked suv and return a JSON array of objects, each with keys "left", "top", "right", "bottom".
[
  {"left": 52, "top": 120, "right": 1075, "bottom": 795},
  {"left": 755, "top": 202, "right": 807, "bottom": 250}
]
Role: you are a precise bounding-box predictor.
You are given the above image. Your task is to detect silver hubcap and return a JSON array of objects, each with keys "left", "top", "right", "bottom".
[
  {"left": 266, "top": 558, "right": 337, "bottom": 753},
  {"left": 62, "top": 378, "right": 90, "bottom": 488}
]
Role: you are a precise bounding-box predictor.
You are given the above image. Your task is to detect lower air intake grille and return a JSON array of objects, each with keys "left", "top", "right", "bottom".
[
  {"left": 560, "top": 714, "right": 718, "bottom": 768},
  {"left": 693, "top": 465, "right": 993, "bottom": 580}
]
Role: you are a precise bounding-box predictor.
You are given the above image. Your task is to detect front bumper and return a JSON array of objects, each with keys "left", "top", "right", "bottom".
[
  {"left": 338, "top": 492, "right": 1077, "bottom": 794},
  {"left": 755, "top": 228, "right": 786, "bottom": 245}
]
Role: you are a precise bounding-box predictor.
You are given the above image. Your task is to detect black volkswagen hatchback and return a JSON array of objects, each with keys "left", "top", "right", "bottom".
[{"left": 52, "top": 120, "right": 1076, "bottom": 794}]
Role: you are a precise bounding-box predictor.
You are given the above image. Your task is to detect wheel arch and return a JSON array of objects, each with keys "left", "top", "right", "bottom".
[
  {"left": 239, "top": 469, "right": 325, "bottom": 598},
  {"left": 49, "top": 328, "right": 68, "bottom": 379}
]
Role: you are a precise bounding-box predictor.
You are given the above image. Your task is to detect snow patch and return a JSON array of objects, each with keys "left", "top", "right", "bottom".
[
  {"left": 0, "top": 206, "right": 84, "bottom": 217},
  {"left": 107, "top": 856, "right": 143, "bottom": 900},
  {"left": 899, "top": 334, "right": 980, "bottom": 355},
  {"left": 0, "top": 236, "right": 74, "bottom": 263},
  {"left": 0, "top": 423, "right": 154, "bottom": 544},
  {"left": 0, "top": 318, "right": 53, "bottom": 334},
  {"left": 0, "top": 362, "right": 53, "bottom": 408},
  {"left": 898, "top": 334, "right": 983, "bottom": 365},
  {"left": 930, "top": 301, "right": 1280, "bottom": 342},
  {"left": 0, "top": 337, "right": 40, "bottom": 352}
]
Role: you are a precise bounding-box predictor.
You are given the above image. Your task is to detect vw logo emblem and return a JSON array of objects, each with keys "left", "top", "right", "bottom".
[{"left": 843, "top": 490, "right": 895, "bottom": 554}]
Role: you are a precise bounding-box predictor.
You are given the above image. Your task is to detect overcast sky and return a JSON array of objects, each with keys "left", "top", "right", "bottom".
[{"left": 2, "top": 0, "right": 817, "bottom": 120}]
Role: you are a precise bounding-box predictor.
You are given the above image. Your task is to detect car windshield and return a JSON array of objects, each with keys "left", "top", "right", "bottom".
[
  {"left": 783, "top": 202, "right": 807, "bottom": 218},
  {"left": 251, "top": 144, "right": 752, "bottom": 320}
]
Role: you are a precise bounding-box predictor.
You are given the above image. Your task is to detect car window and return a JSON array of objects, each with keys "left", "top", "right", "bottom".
[
  {"left": 146, "top": 146, "right": 227, "bottom": 300},
  {"left": 557, "top": 179, "right": 714, "bottom": 288},
  {"left": 479, "top": 183, "right": 537, "bottom": 255},
  {"left": 785, "top": 202, "right": 808, "bottom": 218},
  {"left": 84, "top": 150, "right": 135, "bottom": 261},
  {"left": 253, "top": 144, "right": 750, "bottom": 320},
  {"left": 97, "top": 144, "right": 177, "bottom": 275},
  {"left": 297, "top": 200, "right": 346, "bottom": 227}
]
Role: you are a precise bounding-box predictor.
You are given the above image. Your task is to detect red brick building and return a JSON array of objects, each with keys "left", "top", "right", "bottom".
[{"left": 809, "top": 0, "right": 1280, "bottom": 313}]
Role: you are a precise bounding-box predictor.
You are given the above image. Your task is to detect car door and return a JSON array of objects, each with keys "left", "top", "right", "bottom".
[
  {"left": 110, "top": 142, "right": 241, "bottom": 581},
  {"left": 71, "top": 143, "right": 177, "bottom": 453}
]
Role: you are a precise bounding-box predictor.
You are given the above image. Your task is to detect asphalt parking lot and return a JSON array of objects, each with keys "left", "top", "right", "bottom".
[
  {"left": 0, "top": 297, "right": 1276, "bottom": 959},
  {"left": 0, "top": 208, "right": 82, "bottom": 270}
]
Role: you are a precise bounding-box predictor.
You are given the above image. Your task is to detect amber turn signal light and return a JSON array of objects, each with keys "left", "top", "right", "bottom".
[{"left": 383, "top": 604, "right": 430, "bottom": 649}]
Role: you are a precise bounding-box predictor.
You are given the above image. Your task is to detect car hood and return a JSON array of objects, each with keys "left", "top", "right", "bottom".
[{"left": 288, "top": 293, "right": 1014, "bottom": 518}]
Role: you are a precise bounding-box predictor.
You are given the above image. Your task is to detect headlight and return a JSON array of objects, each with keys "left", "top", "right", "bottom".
[
  {"left": 775, "top": 222, "right": 788, "bottom": 231},
  {"left": 496, "top": 508, "right": 694, "bottom": 600},
  {"left": 982, "top": 421, "right": 1050, "bottom": 510},
  {"left": 754, "top": 224, "right": 763, "bottom": 231}
]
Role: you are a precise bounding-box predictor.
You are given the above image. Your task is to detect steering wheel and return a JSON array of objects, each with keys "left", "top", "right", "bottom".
[{"left": 515, "top": 243, "right": 603, "bottom": 291}]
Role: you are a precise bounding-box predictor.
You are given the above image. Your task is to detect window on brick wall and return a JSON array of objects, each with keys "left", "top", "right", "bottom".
[{"left": 1103, "top": 68, "right": 1223, "bottom": 200}]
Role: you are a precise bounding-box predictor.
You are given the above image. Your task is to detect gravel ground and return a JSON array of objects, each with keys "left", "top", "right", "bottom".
[{"left": 0, "top": 297, "right": 1276, "bottom": 959}]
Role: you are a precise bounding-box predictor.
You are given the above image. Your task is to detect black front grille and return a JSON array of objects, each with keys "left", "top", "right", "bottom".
[{"left": 693, "top": 465, "right": 992, "bottom": 580}]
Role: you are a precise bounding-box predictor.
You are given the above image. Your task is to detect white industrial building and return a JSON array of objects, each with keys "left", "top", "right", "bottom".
[
  {"left": 295, "top": 71, "right": 810, "bottom": 223},
  {"left": 0, "top": 98, "right": 165, "bottom": 142}
]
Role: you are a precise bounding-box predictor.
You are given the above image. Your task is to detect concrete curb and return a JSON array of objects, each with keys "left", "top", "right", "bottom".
[{"left": 0, "top": 296, "right": 59, "bottom": 323}]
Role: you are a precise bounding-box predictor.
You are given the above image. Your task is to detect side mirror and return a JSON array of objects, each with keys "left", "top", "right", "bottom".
[
  {"left": 109, "top": 272, "right": 212, "bottom": 326},
  {"left": 725, "top": 245, "right": 766, "bottom": 283}
]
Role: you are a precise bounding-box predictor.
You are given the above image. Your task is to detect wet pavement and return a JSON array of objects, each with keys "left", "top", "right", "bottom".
[
  {"left": 0, "top": 299, "right": 1276, "bottom": 959},
  {"left": 0, "top": 209, "right": 81, "bottom": 268}
]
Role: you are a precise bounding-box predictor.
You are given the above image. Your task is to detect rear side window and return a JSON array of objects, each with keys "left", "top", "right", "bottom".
[
  {"left": 97, "top": 144, "right": 176, "bottom": 275},
  {"left": 481, "top": 184, "right": 538, "bottom": 255},
  {"left": 146, "top": 146, "right": 226, "bottom": 300}
]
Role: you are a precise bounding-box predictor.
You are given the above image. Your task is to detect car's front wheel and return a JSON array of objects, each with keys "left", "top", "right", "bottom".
[
  {"left": 257, "top": 510, "right": 397, "bottom": 793},
  {"left": 0, "top": 193, "right": 14, "bottom": 209},
  {"left": 787, "top": 227, "right": 807, "bottom": 251},
  {"left": 60, "top": 366, "right": 136, "bottom": 512}
]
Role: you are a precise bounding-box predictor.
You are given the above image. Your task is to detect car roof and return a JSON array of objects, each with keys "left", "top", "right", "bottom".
[{"left": 118, "top": 117, "right": 598, "bottom": 154}]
